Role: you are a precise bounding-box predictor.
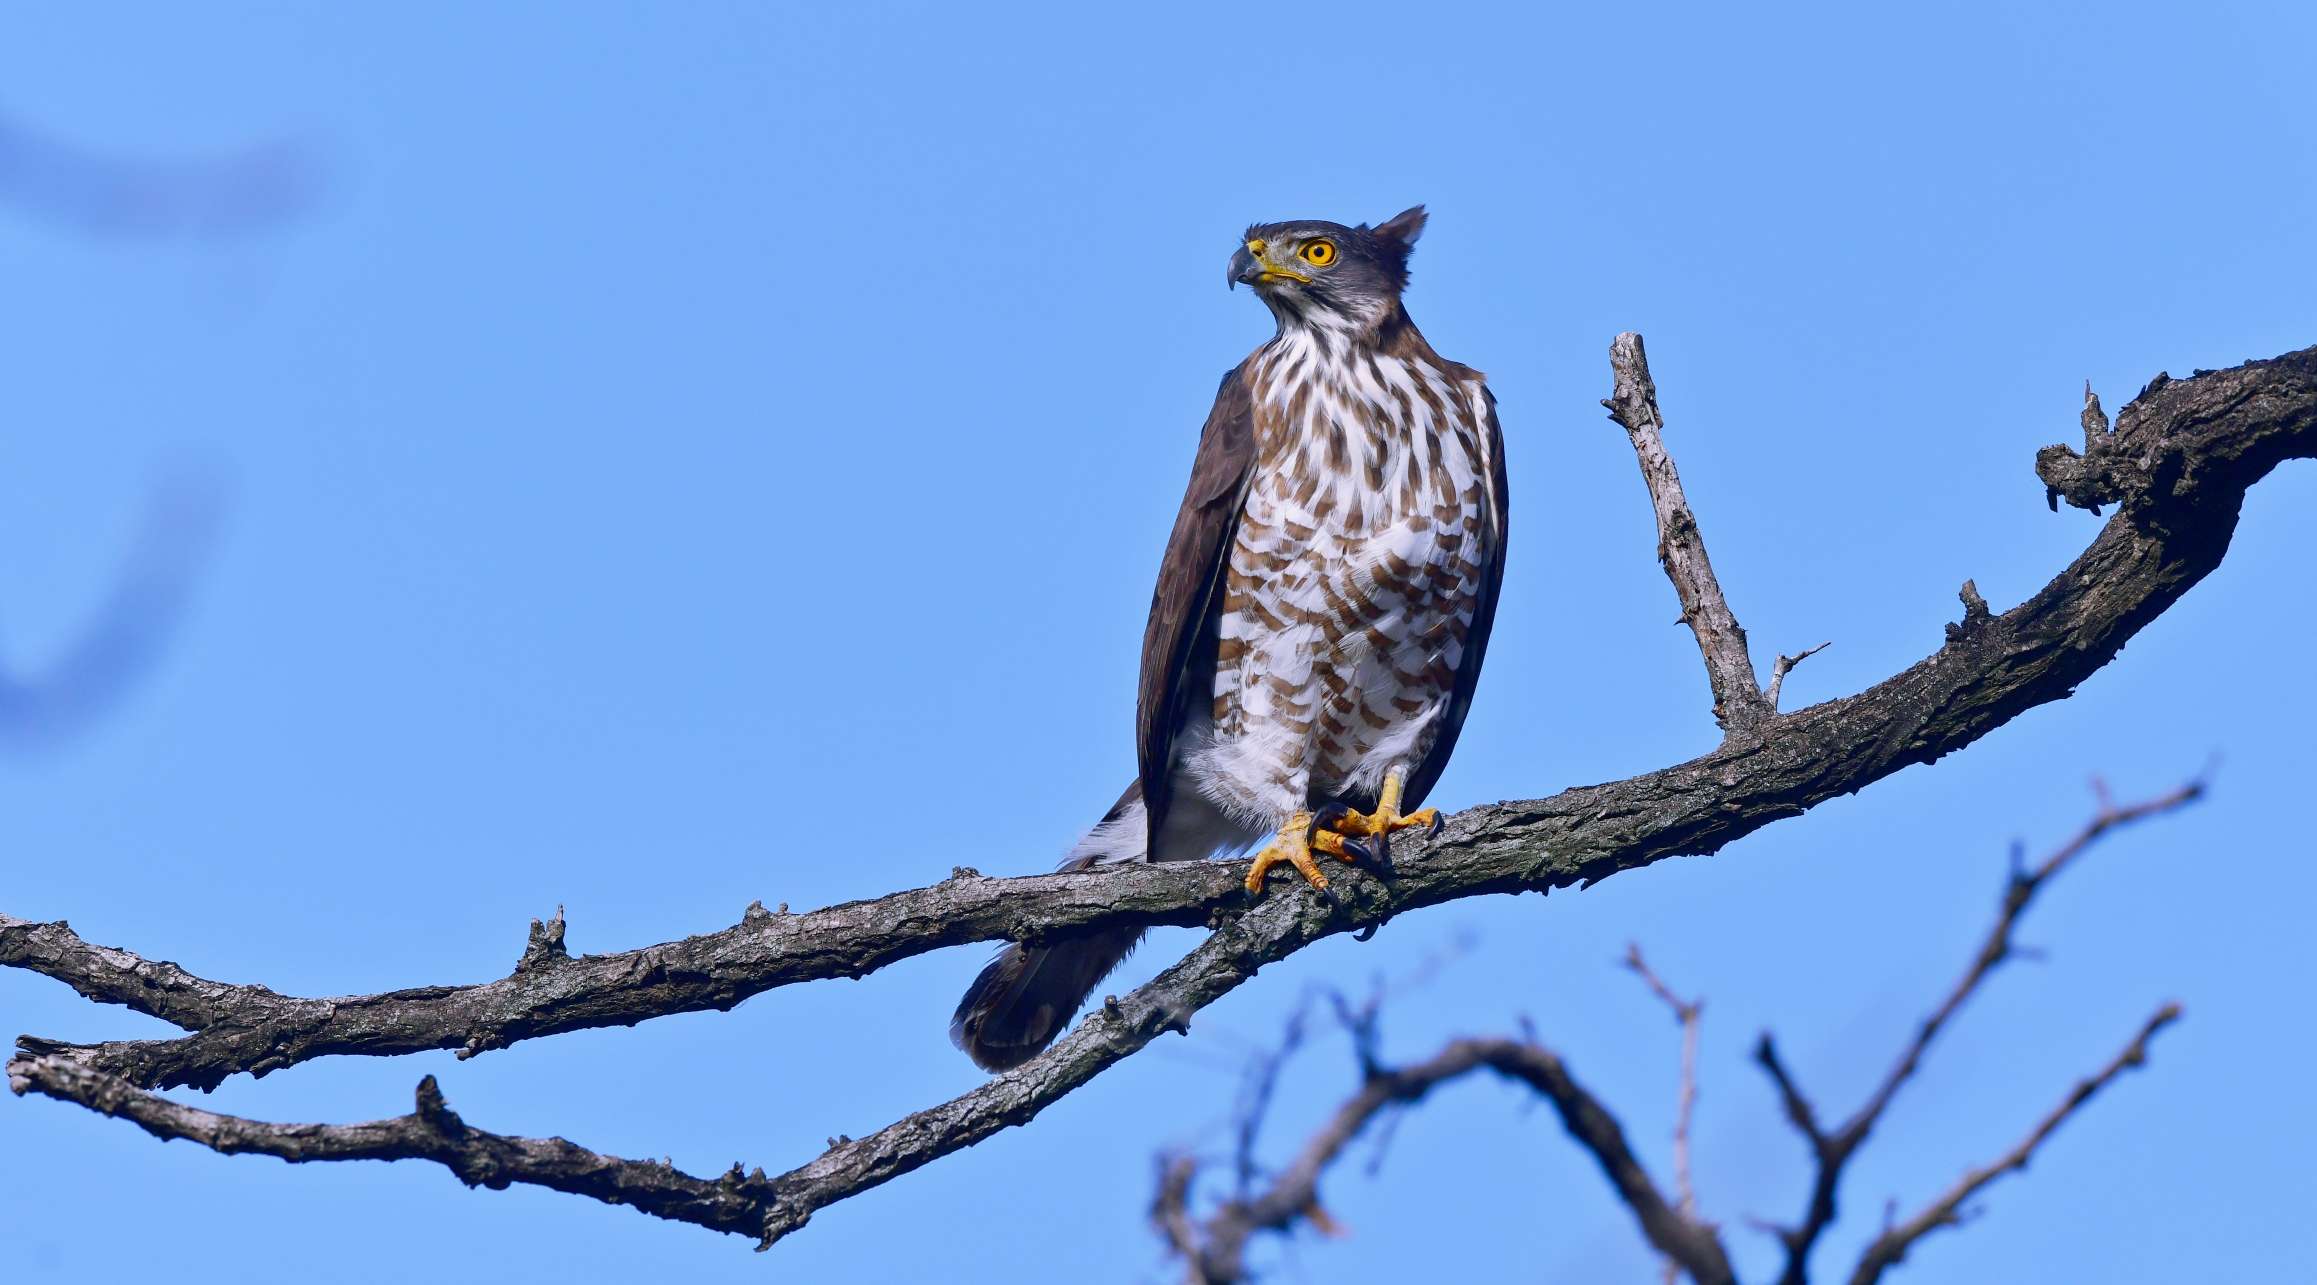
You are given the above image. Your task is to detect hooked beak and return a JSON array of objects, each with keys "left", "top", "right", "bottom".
[{"left": 1228, "top": 238, "right": 1308, "bottom": 291}]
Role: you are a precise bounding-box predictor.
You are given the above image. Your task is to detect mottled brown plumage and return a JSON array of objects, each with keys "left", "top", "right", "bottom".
[
  {"left": 1136, "top": 368, "right": 1255, "bottom": 846},
  {"left": 954, "top": 206, "right": 1508, "bottom": 1072}
]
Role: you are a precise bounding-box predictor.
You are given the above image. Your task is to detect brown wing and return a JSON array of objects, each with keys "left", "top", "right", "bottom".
[
  {"left": 1135, "top": 364, "right": 1256, "bottom": 856},
  {"left": 1403, "top": 380, "right": 1510, "bottom": 811}
]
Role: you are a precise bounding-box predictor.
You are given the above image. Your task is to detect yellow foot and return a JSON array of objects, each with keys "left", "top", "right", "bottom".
[
  {"left": 1314, "top": 766, "right": 1440, "bottom": 869},
  {"left": 1243, "top": 812, "right": 1363, "bottom": 895}
]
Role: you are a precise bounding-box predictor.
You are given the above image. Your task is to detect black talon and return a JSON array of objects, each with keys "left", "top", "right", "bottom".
[
  {"left": 1308, "top": 802, "right": 1353, "bottom": 838},
  {"left": 1428, "top": 813, "right": 1444, "bottom": 838}
]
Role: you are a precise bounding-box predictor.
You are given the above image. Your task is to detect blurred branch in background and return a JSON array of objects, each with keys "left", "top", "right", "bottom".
[
  {"left": 0, "top": 99, "right": 307, "bottom": 746},
  {"left": 0, "top": 467, "right": 225, "bottom": 753},
  {"left": 0, "top": 108, "right": 323, "bottom": 238},
  {"left": 1152, "top": 780, "right": 2201, "bottom": 1284}
]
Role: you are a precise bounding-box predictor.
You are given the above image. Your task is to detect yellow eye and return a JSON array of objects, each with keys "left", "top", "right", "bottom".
[{"left": 1299, "top": 239, "right": 1336, "bottom": 266}]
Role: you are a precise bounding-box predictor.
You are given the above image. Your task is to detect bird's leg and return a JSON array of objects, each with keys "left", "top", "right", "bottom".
[
  {"left": 1315, "top": 764, "right": 1440, "bottom": 869},
  {"left": 1244, "top": 811, "right": 1361, "bottom": 895}
]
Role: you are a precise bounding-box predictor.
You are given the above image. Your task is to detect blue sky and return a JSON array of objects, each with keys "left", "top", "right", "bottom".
[{"left": 2, "top": 3, "right": 2312, "bottom": 1281}]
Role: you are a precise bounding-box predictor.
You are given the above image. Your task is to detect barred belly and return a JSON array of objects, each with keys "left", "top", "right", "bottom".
[{"left": 1182, "top": 326, "right": 1491, "bottom": 829}]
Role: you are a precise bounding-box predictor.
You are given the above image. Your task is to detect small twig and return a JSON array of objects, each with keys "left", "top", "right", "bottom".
[
  {"left": 1847, "top": 1003, "right": 2182, "bottom": 1285},
  {"left": 1763, "top": 641, "right": 1832, "bottom": 711},
  {"left": 1603, "top": 332, "right": 1775, "bottom": 737},
  {"left": 1623, "top": 945, "right": 1705, "bottom": 1233}
]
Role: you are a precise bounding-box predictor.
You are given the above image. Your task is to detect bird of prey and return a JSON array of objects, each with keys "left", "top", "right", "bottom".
[{"left": 952, "top": 206, "right": 1508, "bottom": 1071}]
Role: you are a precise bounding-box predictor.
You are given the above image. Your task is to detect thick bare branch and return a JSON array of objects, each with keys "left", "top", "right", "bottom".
[
  {"left": 1847, "top": 1003, "right": 2182, "bottom": 1285},
  {"left": 6, "top": 1053, "right": 784, "bottom": 1242},
  {"left": 8, "top": 343, "right": 2312, "bottom": 1248},
  {"left": 1758, "top": 778, "right": 2204, "bottom": 1285},
  {"left": 1162, "top": 1036, "right": 1735, "bottom": 1285},
  {"left": 1603, "top": 331, "right": 1777, "bottom": 735},
  {"left": 1, "top": 859, "right": 1250, "bottom": 1091}
]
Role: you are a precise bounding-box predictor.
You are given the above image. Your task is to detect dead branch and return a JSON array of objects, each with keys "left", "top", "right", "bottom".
[
  {"left": 1845, "top": 1003, "right": 2181, "bottom": 1285},
  {"left": 1626, "top": 943, "right": 1707, "bottom": 1281},
  {"left": 1763, "top": 641, "right": 1832, "bottom": 712},
  {"left": 6, "top": 342, "right": 2310, "bottom": 1251},
  {"left": 1168, "top": 779, "right": 2196, "bottom": 1282},
  {"left": 1603, "top": 331, "right": 1784, "bottom": 736},
  {"left": 1753, "top": 778, "right": 2205, "bottom": 1285},
  {"left": 1158, "top": 1035, "right": 1735, "bottom": 1285},
  {"left": 5, "top": 1054, "right": 784, "bottom": 1240}
]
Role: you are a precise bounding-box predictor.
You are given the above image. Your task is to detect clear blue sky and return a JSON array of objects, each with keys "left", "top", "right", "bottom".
[{"left": 3, "top": 4, "right": 2312, "bottom": 1281}]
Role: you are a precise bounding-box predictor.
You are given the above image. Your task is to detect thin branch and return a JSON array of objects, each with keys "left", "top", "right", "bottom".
[
  {"left": 1603, "top": 331, "right": 1776, "bottom": 735},
  {"left": 1752, "top": 1033, "right": 1827, "bottom": 1153},
  {"left": 6, "top": 1053, "right": 784, "bottom": 1242},
  {"left": 1625, "top": 943, "right": 1706, "bottom": 1265},
  {"left": 1760, "top": 776, "right": 2205, "bottom": 1285},
  {"left": 1847, "top": 1003, "right": 2183, "bottom": 1285},
  {"left": 1231, "top": 990, "right": 1321, "bottom": 1199},
  {"left": 1163, "top": 1037, "right": 1736, "bottom": 1285},
  {"left": 1151, "top": 1153, "right": 1206, "bottom": 1269},
  {"left": 1763, "top": 641, "right": 1832, "bottom": 711},
  {"left": 8, "top": 343, "right": 2313, "bottom": 1250},
  {"left": 1846, "top": 777, "right": 2202, "bottom": 1135}
]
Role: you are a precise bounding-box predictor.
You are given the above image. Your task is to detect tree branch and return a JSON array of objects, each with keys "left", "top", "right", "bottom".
[
  {"left": 1160, "top": 1036, "right": 1735, "bottom": 1285},
  {"left": 1603, "top": 331, "right": 1781, "bottom": 736},
  {"left": 1756, "top": 777, "right": 2205, "bottom": 1284},
  {"left": 1846, "top": 1003, "right": 2183, "bottom": 1285},
  {"left": 6, "top": 1053, "right": 786, "bottom": 1243},
  {"left": 1625, "top": 942, "right": 1707, "bottom": 1283},
  {"left": 8, "top": 342, "right": 2312, "bottom": 1250},
  {"left": 1763, "top": 641, "right": 1832, "bottom": 712},
  {"left": 0, "top": 860, "right": 1251, "bottom": 1092}
]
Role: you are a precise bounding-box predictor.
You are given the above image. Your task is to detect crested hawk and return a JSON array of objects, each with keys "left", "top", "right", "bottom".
[{"left": 953, "top": 206, "right": 1509, "bottom": 1071}]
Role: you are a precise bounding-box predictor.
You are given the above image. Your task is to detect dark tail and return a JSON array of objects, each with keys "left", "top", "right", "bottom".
[
  {"left": 949, "top": 784, "right": 1148, "bottom": 1072},
  {"left": 948, "top": 925, "right": 1145, "bottom": 1072}
]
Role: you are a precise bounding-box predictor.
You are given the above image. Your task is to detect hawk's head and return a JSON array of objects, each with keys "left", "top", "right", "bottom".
[{"left": 1229, "top": 205, "right": 1427, "bottom": 327}]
